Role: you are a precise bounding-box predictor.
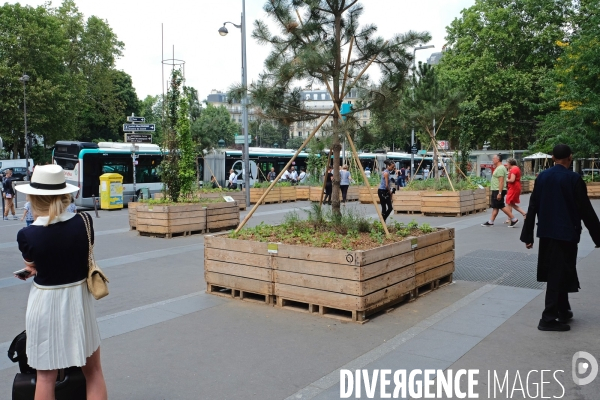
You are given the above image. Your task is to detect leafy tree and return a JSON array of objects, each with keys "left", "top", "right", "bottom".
[
  {"left": 437, "top": 0, "right": 573, "bottom": 150},
  {"left": 139, "top": 95, "right": 164, "bottom": 144},
  {"left": 177, "top": 87, "right": 196, "bottom": 197},
  {"left": 237, "top": 0, "right": 430, "bottom": 216},
  {"left": 161, "top": 69, "right": 183, "bottom": 201},
  {"left": 191, "top": 104, "right": 238, "bottom": 150},
  {"left": 285, "top": 136, "right": 305, "bottom": 149},
  {"left": 536, "top": 1, "right": 600, "bottom": 157}
]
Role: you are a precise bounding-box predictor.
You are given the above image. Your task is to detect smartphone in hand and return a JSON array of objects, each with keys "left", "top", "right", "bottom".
[{"left": 13, "top": 269, "right": 32, "bottom": 280}]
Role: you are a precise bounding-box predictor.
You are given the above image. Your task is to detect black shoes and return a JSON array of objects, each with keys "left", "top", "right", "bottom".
[
  {"left": 538, "top": 319, "right": 570, "bottom": 331},
  {"left": 558, "top": 310, "right": 574, "bottom": 324},
  {"left": 509, "top": 219, "right": 519, "bottom": 228},
  {"left": 481, "top": 221, "right": 494, "bottom": 227}
]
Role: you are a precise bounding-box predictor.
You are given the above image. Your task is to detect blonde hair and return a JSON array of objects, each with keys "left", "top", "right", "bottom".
[{"left": 28, "top": 194, "right": 72, "bottom": 226}]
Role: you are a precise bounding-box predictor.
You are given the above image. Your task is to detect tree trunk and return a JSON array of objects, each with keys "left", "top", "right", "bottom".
[{"left": 330, "top": 12, "right": 343, "bottom": 218}]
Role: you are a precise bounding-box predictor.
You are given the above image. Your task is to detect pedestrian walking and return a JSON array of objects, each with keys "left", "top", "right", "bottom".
[
  {"left": 323, "top": 166, "right": 333, "bottom": 205},
  {"left": 3, "top": 169, "right": 17, "bottom": 220},
  {"left": 290, "top": 166, "right": 298, "bottom": 184},
  {"left": 66, "top": 195, "right": 77, "bottom": 213},
  {"left": 228, "top": 169, "right": 238, "bottom": 189},
  {"left": 267, "top": 167, "right": 277, "bottom": 182},
  {"left": 423, "top": 167, "right": 430, "bottom": 179},
  {"left": 481, "top": 154, "right": 519, "bottom": 227},
  {"left": 397, "top": 167, "right": 406, "bottom": 188},
  {"left": 21, "top": 197, "right": 35, "bottom": 226},
  {"left": 339, "top": 165, "right": 352, "bottom": 204},
  {"left": 521, "top": 144, "right": 600, "bottom": 332},
  {"left": 13, "top": 165, "right": 107, "bottom": 399},
  {"left": 504, "top": 158, "right": 527, "bottom": 222},
  {"left": 378, "top": 160, "right": 395, "bottom": 222}
]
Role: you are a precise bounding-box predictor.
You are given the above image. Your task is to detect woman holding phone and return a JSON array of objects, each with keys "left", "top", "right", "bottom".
[{"left": 14, "top": 165, "right": 107, "bottom": 400}]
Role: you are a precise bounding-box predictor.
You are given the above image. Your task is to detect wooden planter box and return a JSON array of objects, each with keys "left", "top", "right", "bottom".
[
  {"left": 309, "top": 186, "right": 324, "bottom": 202},
  {"left": 128, "top": 201, "right": 140, "bottom": 230},
  {"left": 206, "top": 202, "right": 240, "bottom": 232},
  {"left": 393, "top": 191, "right": 422, "bottom": 214},
  {"left": 136, "top": 203, "right": 207, "bottom": 238},
  {"left": 473, "top": 188, "right": 487, "bottom": 211},
  {"left": 280, "top": 186, "right": 296, "bottom": 202},
  {"left": 205, "top": 235, "right": 274, "bottom": 304},
  {"left": 421, "top": 190, "right": 475, "bottom": 216},
  {"left": 204, "top": 228, "right": 455, "bottom": 323},
  {"left": 250, "top": 187, "right": 281, "bottom": 204},
  {"left": 521, "top": 180, "right": 535, "bottom": 194},
  {"left": 359, "top": 186, "right": 380, "bottom": 204},
  {"left": 196, "top": 191, "right": 246, "bottom": 210},
  {"left": 295, "top": 186, "right": 310, "bottom": 200},
  {"left": 588, "top": 182, "right": 600, "bottom": 199}
]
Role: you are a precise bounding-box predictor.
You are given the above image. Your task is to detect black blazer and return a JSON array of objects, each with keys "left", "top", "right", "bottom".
[{"left": 521, "top": 165, "right": 600, "bottom": 245}]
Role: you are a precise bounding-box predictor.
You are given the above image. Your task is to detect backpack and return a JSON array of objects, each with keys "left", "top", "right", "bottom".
[{"left": 8, "top": 330, "right": 35, "bottom": 374}]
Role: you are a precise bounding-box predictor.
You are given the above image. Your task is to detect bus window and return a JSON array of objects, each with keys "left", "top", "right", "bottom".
[{"left": 55, "top": 158, "right": 77, "bottom": 170}]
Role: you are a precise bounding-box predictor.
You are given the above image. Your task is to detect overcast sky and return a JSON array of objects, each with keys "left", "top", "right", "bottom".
[{"left": 9, "top": 0, "right": 475, "bottom": 101}]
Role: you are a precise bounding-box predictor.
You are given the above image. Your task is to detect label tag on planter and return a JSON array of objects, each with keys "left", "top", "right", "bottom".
[
  {"left": 477, "top": 184, "right": 484, "bottom": 189},
  {"left": 223, "top": 196, "right": 235, "bottom": 202},
  {"left": 411, "top": 238, "right": 418, "bottom": 249},
  {"left": 268, "top": 243, "right": 278, "bottom": 254}
]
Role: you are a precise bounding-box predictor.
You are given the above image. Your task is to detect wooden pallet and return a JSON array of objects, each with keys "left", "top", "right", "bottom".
[
  {"left": 414, "top": 273, "right": 453, "bottom": 298},
  {"left": 275, "top": 291, "right": 414, "bottom": 324},
  {"left": 395, "top": 210, "right": 421, "bottom": 215},
  {"left": 139, "top": 229, "right": 206, "bottom": 239},
  {"left": 207, "top": 283, "right": 274, "bottom": 305}
]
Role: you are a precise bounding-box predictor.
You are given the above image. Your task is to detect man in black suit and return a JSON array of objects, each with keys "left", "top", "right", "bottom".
[{"left": 521, "top": 144, "right": 600, "bottom": 331}]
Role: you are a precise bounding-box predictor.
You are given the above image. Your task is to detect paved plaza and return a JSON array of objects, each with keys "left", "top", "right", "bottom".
[{"left": 1, "top": 195, "right": 599, "bottom": 399}]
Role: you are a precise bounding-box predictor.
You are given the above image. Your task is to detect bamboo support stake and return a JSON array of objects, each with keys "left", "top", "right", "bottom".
[
  {"left": 200, "top": 153, "right": 222, "bottom": 189},
  {"left": 235, "top": 109, "right": 334, "bottom": 233},
  {"left": 325, "top": 81, "right": 390, "bottom": 236}
]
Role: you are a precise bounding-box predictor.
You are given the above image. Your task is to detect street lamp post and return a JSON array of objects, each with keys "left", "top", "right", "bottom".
[
  {"left": 19, "top": 74, "right": 30, "bottom": 180},
  {"left": 219, "top": 0, "right": 250, "bottom": 207},
  {"left": 410, "top": 45, "right": 434, "bottom": 180},
  {"left": 131, "top": 144, "right": 139, "bottom": 201}
]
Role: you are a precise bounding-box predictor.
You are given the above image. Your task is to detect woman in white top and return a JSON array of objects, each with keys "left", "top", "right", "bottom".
[{"left": 228, "top": 169, "right": 238, "bottom": 189}]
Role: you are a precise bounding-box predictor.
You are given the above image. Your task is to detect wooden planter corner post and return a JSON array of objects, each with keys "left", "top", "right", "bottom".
[{"left": 204, "top": 228, "right": 455, "bottom": 323}]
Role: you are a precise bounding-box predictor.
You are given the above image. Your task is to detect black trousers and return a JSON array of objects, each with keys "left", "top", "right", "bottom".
[
  {"left": 378, "top": 189, "right": 393, "bottom": 221},
  {"left": 340, "top": 185, "right": 349, "bottom": 202},
  {"left": 324, "top": 184, "right": 332, "bottom": 203},
  {"left": 542, "top": 289, "right": 571, "bottom": 322}
]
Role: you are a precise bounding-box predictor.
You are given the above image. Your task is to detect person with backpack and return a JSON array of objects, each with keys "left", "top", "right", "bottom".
[{"left": 13, "top": 165, "right": 107, "bottom": 400}]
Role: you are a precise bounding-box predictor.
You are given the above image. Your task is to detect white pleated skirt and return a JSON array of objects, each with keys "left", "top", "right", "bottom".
[{"left": 26, "top": 278, "right": 101, "bottom": 370}]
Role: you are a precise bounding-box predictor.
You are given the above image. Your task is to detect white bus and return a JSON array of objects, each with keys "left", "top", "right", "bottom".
[{"left": 53, "top": 141, "right": 163, "bottom": 207}]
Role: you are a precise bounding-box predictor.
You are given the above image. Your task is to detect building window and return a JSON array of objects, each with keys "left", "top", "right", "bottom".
[
  {"left": 362, "top": 121, "right": 367, "bottom": 126},
  {"left": 363, "top": 111, "right": 368, "bottom": 118}
]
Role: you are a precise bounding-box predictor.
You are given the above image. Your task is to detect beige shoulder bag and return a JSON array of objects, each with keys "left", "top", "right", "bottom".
[{"left": 80, "top": 213, "right": 109, "bottom": 300}]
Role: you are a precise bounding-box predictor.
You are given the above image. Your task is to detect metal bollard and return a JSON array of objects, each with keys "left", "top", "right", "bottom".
[{"left": 94, "top": 196, "right": 100, "bottom": 218}]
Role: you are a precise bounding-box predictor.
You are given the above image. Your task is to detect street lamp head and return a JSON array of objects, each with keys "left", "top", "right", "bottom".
[
  {"left": 218, "top": 25, "right": 228, "bottom": 36},
  {"left": 19, "top": 74, "right": 30, "bottom": 83},
  {"left": 218, "top": 139, "right": 226, "bottom": 148},
  {"left": 418, "top": 45, "right": 435, "bottom": 50}
]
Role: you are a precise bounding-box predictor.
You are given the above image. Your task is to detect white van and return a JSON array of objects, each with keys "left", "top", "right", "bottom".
[{"left": 0, "top": 159, "right": 34, "bottom": 172}]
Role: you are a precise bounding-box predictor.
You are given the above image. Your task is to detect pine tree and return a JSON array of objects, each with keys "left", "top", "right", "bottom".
[{"left": 235, "top": 0, "right": 430, "bottom": 216}]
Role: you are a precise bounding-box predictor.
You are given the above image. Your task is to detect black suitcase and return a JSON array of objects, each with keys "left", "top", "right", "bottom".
[{"left": 12, "top": 367, "right": 86, "bottom": 400}]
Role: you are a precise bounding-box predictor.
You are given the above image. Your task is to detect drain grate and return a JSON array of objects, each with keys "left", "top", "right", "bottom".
[{"left": 455, "top": 250, "right": 546, "bottom": 289}]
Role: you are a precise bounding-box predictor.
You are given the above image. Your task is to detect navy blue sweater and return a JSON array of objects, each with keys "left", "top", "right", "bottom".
[{"left": 17, "top": 213, "right": 93, "bottom": 286}]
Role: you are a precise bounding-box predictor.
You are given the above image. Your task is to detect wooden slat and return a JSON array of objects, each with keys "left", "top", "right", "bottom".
[
  {"left": 275, "top": 283, "right": 359, "bottom": 309},
  {"left": 415, "top": 229, "right": 453, "bottom": 248},
  {"left": 414, "top": 240, "right": 455, "bottom": 262},
  {"left": 205, "top": 235, "right": 269, "bottom": 254},
  {"left": 274, "top": 270, "right": 360, "bottom": 295},
  {"left": 207, "top": 219, "right": 239, "bottom": 229},
  {"left": 360, "top": 251, "right": 414, "bottom": 280},
  {"left": 415, "top": 262, "right": 454, "bottom": 286},
  {"left": 205, "top": 247, "right": 271, "bottom": 268},
  {"left": 137, "top": 222, "right": 205, "bottom": 234},
  {"left": 205, "top": 259, "right": 272, "bottom": 281},
  {"left": 206, "top": 271, "right": 273, "bottom": 294},
  {"left": 358, "top": 240, "right": 413, "bottom": 266},
  {"left": 414, "top": 250, "right": 454, "bottom": 274},
  {"left": 138, "top": 204, "right": 206, "bottom": 213},
  {"left": 360, "top": 277, "right": 415, "bottom": 311},
  {"left": 277, "top": 243, "right": 361, "bottom": 266},
  {"left": 206, "top": 213, "right": 240, "bottom": 222},
  {"left": 137, "top": 215, "right": 206, "bottom": 227},
  {"left": 272, "top": 257, "right": 361, "bottom": 280},
  {"left": 361, "top": 264, "right": 415, "bottom": 295}
]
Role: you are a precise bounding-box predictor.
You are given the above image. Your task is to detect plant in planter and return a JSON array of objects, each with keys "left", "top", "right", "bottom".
[{"left": 205, "top": 207, "right": 455, "bottom": 322}]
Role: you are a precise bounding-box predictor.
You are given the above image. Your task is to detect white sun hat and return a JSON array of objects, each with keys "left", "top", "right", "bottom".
[{"left": 15, "top": 164, "right": 79, "bottom": 195}]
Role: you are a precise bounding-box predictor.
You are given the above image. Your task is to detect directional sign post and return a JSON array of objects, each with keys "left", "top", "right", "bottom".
[
  {"left": 411, "top": 145, "right": 418, "bottom": 155},
  {"left": 123, "top": 124, "right": 155, "bottom": 132},
  {"left": 127, "top": 116, "right": 146, "bottom": 123},
  {"left": 125, "top": 133, "right": 152, "bottom": 143}
]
